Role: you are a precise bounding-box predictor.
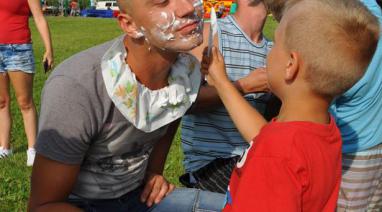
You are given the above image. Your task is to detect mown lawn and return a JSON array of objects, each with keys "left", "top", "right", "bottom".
[{"left": 0, "top": 16, "right": 277, "bottom": 211}]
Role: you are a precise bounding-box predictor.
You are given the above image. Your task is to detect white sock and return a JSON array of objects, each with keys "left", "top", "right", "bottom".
[
  {"left": 27, "top": 148, "right": 36, "bottom": 152},
  {"left": 27, "top": 148, "right": 36, "bottom": 166}
]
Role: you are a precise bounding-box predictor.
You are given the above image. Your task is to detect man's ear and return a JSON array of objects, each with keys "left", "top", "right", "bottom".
[
  {"left": 118, "top": 13, "right": 143, "bottom": 38},
  {"left": 284, "top": 51, "right": 299, "bottom": 82}
]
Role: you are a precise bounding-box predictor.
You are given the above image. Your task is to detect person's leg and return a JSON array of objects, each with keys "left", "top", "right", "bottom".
[
  {"left": 180, "top": 156, "right": 239, "bottom": 194},
  {"left": 0, "top": 73, "right": 12, "bottom": 151},
  {"left": 151, "top": 188, "right": 226, "bottom": 212},
  {"left": 366, "top": 143, "right": 382, "bottom": 210},
  {"left": 3, "top": 43, "right": 35, "bottom": 164},
  {"left": 68, "top": 194, "right": 126, "bottom": 212},
  {"left": 368, "top": 178, "right": 382, "bottom": 210},
  {"left": 67, "top": 187, "right": 151, "bottom": 212},
  {"left": 8, "top": 71, "right": 37, "bottom": 150},
  {"left": 337, "top": 143, "right": 382, "bottom": 211}
]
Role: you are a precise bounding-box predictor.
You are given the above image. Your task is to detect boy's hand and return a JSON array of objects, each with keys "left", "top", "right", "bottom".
[
  {"left": 201, "top": 46, "right": 229, "bottom": 87},
  {"left": 201, "top": 47, "right": 211, "bottom": 77},
  {"left": 237, "top": 68, "right": 270, "bottom": 94}
]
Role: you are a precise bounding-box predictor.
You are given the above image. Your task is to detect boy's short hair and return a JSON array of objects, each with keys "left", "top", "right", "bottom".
[{"left": 284, "top": 0, "right": 380, "bottom": 98}]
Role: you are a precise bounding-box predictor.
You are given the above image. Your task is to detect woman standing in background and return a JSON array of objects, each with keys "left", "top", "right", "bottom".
[{"left": 0, "top": 0, "right": 53, "bottom": 166}]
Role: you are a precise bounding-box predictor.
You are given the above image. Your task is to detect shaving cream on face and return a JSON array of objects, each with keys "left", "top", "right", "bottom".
[
  {"left": 135, "top": 31, "right": 145, "bottom": 38},
  {"left": 140, "top": 0, "right": 204, "bottom": 51}
]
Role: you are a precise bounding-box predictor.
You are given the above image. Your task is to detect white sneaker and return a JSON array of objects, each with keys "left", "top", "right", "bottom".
[
  {"left": 27, "top": 148, "right": 36, "bottom": 166},
  {"left": 0, "top": 148, "right": 13, "bottom": 159}
]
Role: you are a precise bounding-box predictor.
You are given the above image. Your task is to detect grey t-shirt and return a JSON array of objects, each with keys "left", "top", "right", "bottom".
[{"left": 36, "top": 38, "right": 169, "bottom": 199}]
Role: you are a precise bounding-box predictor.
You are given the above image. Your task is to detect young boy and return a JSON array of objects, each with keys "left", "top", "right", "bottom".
[
  {"left": 265, "top": 0, "right": 382, "bottom": 210},
  {"left": 202, "top": 0, "right": 380, "bottom": 211}
]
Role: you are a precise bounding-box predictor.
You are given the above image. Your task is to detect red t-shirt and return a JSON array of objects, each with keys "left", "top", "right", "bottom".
[
  {"left": 224, "top": 118, "right": 342, "bottom": 212},
  {"left": 0, "top": 0, "right": 31, "bottom": 44},
  {"left": 70, "top": 1, "right": 78, "bottom": 9}
]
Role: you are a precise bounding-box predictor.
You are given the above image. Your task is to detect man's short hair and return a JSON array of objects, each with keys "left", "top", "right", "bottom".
[
  {"left": 248, "top": 0, "right": 264, "bottom": 6},
  {"left": 284, "top": 0, "right": 380, "bottom": 98},
  {"left": 117, "top": 0, "right": 131, "bottom": 13},
  {"left": 263, "top": 0, "right": 306, "bottom": 22},
  {"left": 263, "top": 0, "right": 288, "bottom": 21}
]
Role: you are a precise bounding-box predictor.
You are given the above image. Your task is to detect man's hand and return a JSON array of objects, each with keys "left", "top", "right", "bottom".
[
  {"left": 237, "top": 68, "right": 270, "bottom": 94},
  {"left": 140, "top": 172, "right": 175, "bottom": 207},
  {"left": 201, "top": 46, "right": 230, "bottom": 87}
]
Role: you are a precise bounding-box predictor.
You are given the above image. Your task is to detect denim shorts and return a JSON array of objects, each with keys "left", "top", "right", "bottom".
[{"left": 0, "top": 44, "right": 35, "bottom": 74}]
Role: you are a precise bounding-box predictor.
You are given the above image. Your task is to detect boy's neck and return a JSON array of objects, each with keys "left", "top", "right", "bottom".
[
  {"left": 124, "top": 36, "right": 178, "bottom": 90},
  {"left": 277, "top": 94, "right": 331, "bottom": 124}
]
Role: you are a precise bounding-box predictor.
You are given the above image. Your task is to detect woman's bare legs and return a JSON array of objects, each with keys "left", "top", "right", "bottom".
[{"left": 0, "top": 73, "right": 11, "bottom": 150}]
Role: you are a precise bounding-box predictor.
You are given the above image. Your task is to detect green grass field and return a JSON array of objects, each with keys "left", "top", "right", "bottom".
[{"left": 0, "top": 16, "right": 277, "bottom": 211}]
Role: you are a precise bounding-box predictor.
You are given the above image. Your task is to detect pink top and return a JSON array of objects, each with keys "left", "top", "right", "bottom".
[{"left": 0, "top": 0, "right": 31, "bottom": 44}]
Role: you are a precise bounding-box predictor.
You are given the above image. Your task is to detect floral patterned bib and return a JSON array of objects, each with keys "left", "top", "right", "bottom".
[{"left": 101, "top": 36, "right": 201, "bottom": 132}]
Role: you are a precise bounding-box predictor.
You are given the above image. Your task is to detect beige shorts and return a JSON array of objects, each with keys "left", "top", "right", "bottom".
[{"left": 337, "top": 143, "right": 382, "bottom": 211}]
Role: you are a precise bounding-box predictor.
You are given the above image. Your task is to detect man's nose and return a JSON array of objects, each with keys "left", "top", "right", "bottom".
[{"left": 175, "top": 0, "right": 196, "bottom": 18}]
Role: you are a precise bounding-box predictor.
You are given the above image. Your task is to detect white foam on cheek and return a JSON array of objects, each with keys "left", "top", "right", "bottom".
[
  {"left": 156, "top": 11, "right": 175, "bottom": 31},
  {"left": 135, "top": 31, "right": 144, "bottom": 38},
  {"left": 193, "top": 0, "right": 203, "bottom": 8},
  {"left": 150, "top": 11, "right": 178, "bottom": 41},
  {"left": 145, "top": 4, "right": 204, "bottom": 47},
  {"left": 160, "top": 12, "right": 168, "bottom": 20},
  {"left": 151, "top": 28, "right": 175, "bottom": 41},
  {"left": 172, "top": 20, "right": 181, "bottom": 30},
  {"left": 134, "top": 26, "right": 146, "bottom": 38},
  {"left": 161, "top": 32, "right": 176, "bottom": 41}
]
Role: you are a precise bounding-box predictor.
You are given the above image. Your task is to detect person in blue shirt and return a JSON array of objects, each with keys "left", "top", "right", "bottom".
[{"left": 329, "top": 0, "right": 382, "bottom": 210}]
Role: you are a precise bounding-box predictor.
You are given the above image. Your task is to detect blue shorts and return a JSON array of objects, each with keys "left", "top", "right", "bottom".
[{"left": 0, "top": 44, "right": 35, "bottom": 74}]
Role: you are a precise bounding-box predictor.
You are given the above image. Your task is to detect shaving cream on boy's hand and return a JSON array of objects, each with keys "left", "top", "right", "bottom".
[{"left": 207, "top": 7, "right": 218, "bottom": 57}]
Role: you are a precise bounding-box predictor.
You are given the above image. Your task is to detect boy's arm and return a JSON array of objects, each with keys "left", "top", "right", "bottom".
[
  {"left": 203, "top": 46, "right": 267, "bottom": 142},
  {"left": 189, "top": 23, "right": 269, "bottom": 114},
  {"left": 140, "top": 119, "right": 180, "bottom": 207},
  {"left": 189, "top": 22, "right": 224, "bottom": 113},
  {"left": 189, "top": 72, "right": 269, "bottom": 114}
]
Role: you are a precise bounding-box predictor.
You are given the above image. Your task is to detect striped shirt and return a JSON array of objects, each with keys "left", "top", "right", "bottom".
[{"left": 181, "top": 15, "right": 273, "bottom": 172}]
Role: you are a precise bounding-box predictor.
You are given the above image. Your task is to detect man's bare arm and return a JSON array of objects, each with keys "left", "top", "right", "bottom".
[
  {"left": 28, "top": 155, "right": 82, "bottom": 212},
  {"left": 140, "top": 119, "right": 180, "bottom": 207}
]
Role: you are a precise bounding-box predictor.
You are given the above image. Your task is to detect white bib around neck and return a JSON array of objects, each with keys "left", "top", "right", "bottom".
[{"left": 101, "top": 36, "right": 201, "bottom": 132}]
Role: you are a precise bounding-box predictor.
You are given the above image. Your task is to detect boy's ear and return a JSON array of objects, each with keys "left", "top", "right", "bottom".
[
  {"left": 118, "top": 13, "right": 143, "bottom": 39},
  {"left": 284, "top": 51, "right": 299, "bottom": 82}
]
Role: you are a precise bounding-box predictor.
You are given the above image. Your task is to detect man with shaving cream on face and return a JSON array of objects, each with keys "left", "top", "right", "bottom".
[{"left": 28, "top": 0, "right": 225, "bottom": 211}]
